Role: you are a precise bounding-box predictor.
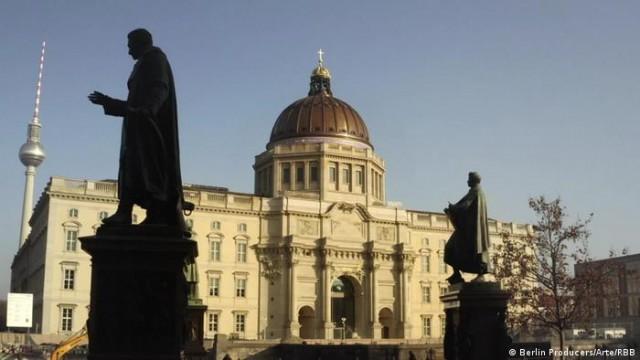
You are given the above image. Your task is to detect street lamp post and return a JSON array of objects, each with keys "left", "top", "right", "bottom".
[{"left": 341, "top": 317, "right": 347, "bottom": 340}]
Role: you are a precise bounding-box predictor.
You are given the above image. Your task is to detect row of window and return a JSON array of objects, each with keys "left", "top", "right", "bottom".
[
  {"left": 419, "top": 254, "right": 448, "bottom": 274},
  {"left": 209, "top": 238, "right": 248, "bottom": 263},
  {"left": 420, "top": 286, "right": 450, "bottom": 304},
  {"left": 68, "top": 209, "right": 139, "bottom": 224},
  {"left": 68, "top": 208, "right": 248, "bottom": 233},
  {"left": 187, "top": 220, "right": 249, "bottom": 233},
  {"left": 282, "top": 162, "right": 320, "bottom": 187},
  {"left": 57, "top": 298, "right": 249, "bottom": 335},
  {"left": 419, "top": 238, "right": 448, "bottom": 250},
  {"left": 207, "top": 275, "right": 248, "bottom": 298},
  {"left": 420, "top": 314, "right": 446, "bottom": 338},
  {"left": 63, "top": 223, "right": 249, "bottom": 253},
  {"left": 328, "top": 162, "right": 368, "bottom": 194},
  {"left": 207, "top": 311, "right": 247, "bottom": 336}
]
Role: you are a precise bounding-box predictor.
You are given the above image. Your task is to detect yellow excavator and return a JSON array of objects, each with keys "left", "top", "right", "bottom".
[{"left": 49, "top": 326, "right": 88, "bottom": 360}]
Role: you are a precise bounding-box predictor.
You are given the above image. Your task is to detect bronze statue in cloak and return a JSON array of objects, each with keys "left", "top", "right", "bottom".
[
  {"left": 444, "top": 172, "right": 491, "bottom": 284},
  {"left": 89, "top": 28, "right": 191, "bottom": 230}
]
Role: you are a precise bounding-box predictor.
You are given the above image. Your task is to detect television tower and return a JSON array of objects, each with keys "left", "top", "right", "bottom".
[{"left": 18, "top": 41, "right": 47, "bottom": 246}]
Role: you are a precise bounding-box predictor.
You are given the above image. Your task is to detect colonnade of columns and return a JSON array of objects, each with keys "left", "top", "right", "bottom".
[{"left": 278, "top": 251, "right": 414, "bottom": 340}]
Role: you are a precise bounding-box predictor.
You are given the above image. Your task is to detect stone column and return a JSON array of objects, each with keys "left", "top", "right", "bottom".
[
  {"left": 399, "top": 259, "right": 413, "bottom": 338},
  {"left": 370, "top": 264, "right": 382, "bottom": 339},
  {"left": 80, "top": 225, "right": 195, "bottom": 360},
  {"left": 286, "top": 258, "right": 300, "bottom": 338},
  {"left": 322, "top": 260, "right": 334, "bottom": 339}
]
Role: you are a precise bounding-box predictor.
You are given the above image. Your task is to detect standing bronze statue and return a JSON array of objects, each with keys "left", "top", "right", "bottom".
[
  {"left": 444, "top": 172, "right": 491, "bottom": 284},
  {"left": 89, "top": 28, "right": 190, "bottom": 231}
]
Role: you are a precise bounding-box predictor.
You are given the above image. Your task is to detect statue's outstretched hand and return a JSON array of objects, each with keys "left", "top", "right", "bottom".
[{"left": 88, "top": 91, "right": 110, "bottom": 105}]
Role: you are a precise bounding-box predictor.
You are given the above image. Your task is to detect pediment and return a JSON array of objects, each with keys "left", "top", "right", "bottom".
[{"left": 325, "top": 202, "right": 368, "bottom": 240}]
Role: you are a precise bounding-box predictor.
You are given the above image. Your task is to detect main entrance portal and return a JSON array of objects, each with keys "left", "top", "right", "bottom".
[{"left": 331, "top": 276, "right": 356, "bottom": 338}]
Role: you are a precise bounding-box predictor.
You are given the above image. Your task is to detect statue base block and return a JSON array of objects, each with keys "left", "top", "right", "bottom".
[
  {"left": 440, "top": 281, "right": 511, "bottom": 360},
  {"left": 80, "top": 225, "right": 196, "bottom": 360},
  {"left": 184, "top": 303, "right": 208, "bottom": 357}
]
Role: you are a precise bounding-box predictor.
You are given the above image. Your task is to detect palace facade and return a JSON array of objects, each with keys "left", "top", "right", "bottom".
[{"left": 11, "top": 58, "right": 531, "bottom": 340}]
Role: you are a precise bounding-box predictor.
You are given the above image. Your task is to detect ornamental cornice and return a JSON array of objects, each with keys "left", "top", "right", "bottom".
[
  {"left": 368, "top": 219, "right": 400, "bottom": 226},
  {"left": 271, "top": 152, "right": 323, "bottom": 160},
  {"left": 49, "top": 192, "right": 118, "bottom": 204},
  {"left": 192, "top": 206, "right": 260, "bottom": 217},
  {"left": 412, "top": 226, "right": 452, "bottom": 233},
  {"left": 286, "top": 211, "right": 322, "bottom": 219},
  {"left": 325, "top": 153, "right": 373, "bottom": 163}
]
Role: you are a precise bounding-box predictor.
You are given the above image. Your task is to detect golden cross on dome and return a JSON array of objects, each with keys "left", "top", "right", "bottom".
[{"left": 317, "top": 49, "right": 324, "bottom": 66}]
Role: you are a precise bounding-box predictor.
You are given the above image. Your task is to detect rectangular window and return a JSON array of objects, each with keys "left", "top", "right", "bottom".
[
  {"left": 65, "top": 230, "right": 78, "bottom": 252},
  {"left": 296, "top": 163, "right": 305, "bottom": 185},
  {"left": 422, "top": 238, "right": 429, "bottom": 249},
  {"left": 63, "top": 269, "right": 75, "bottom": 290},
  {"left": 440, "top": 286, "right": 448, "bottom": 296},
  {"left": 329, "top": 164, "right": 337, "bottom": 183},
  {"left": 342, "top": 167, "right": 351, "bottom": 184},
  {"left": 282, "top": 164, "right": 291, "bottom": 185},
  {"left": 439, "top": 255, "right": 447, "bottom": 274},
  {"left": 236, "top": 278, "right": 247, "bottom": 297},
  {"left": 371, "top": 169, "right": 376, "bottom": 196},
  {"left": 236, "top": 242, "right": 247, "bottom": 263},
  {"left": 422, "top": 316, "right": 431, "bottom": 337},
  {"left": 208, "top": 312, "right": 219, "bottom": 333},
  {"left": 61, "top": 307, "right": 73, "bottom": 332},
  {"left": 234, "top": 313, "right": 246, "bottom": 333},
  {"left": 210, "top": 241, "right": 221, "bottom": 262},
  {"left": 310, "top": 162, "right": 319, "bottom": 182},
  {"left": 208, "top": 277, "right": 220, "bottom": 297},
  {"left": 440, "top": 315, "right": 446, "bottom": 337},
  {"left": 355, "top": 169, "right": 363, "bottom": 186},
  {"left": 421, "top": 255, "right": 430, "bottom": 273},
  {"left": 422, "top": 286, "right": 431, "bottom": 303}
]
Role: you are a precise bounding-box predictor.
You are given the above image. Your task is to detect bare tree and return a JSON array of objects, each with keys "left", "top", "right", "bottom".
[{"left": 493, "top": 196, "right": 613, "bottom": 356}]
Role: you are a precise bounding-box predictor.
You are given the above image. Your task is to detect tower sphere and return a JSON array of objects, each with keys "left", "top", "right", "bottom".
[{"left": 19, "top": 142, "right": 46, "bottom": 167}]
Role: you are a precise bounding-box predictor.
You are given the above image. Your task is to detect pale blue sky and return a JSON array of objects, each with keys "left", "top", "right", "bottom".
[{"left": 1, "top": 1, "right": 639, "bottom": 296}]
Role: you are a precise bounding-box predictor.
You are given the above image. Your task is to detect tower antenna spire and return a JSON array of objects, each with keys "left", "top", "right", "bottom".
[
  {"left": 32, "top": 41, "right": 46, "bottom": 124},
  {"left": 18, "top": 41, "right": 47, "bottom": 247}
]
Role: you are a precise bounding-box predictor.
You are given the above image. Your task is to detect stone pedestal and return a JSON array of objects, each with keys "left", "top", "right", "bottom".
[
  {"left": 440, "top": 281, "right": 511, "bottom": 360},
  {"left": 371, "top": 322, "right": 382, "bottom": 339},
  {"left": 323, "top": 322, "right": 335, "bottom": 339},
  {"left": 80, "top": 225, "right": 195, "bottom": 360},
  {"left": 183, "top": 302, "right": 208, "bottom": 359}
]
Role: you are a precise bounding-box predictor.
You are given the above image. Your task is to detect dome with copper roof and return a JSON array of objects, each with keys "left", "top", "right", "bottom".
[{"left": 267, "top": 52, "right": 372, "bottom": 149}]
